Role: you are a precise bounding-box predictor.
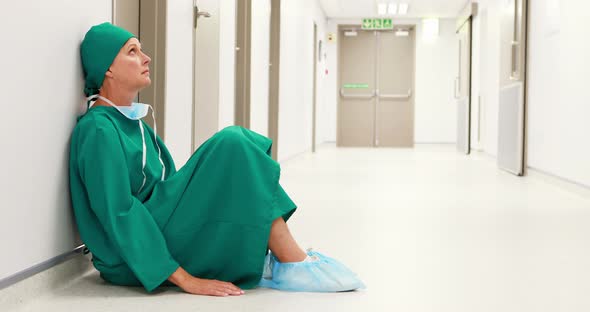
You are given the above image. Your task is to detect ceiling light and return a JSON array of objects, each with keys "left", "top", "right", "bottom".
[
  {"left": 398, "top": 3, "right": 409, "bottom": 15},
  {"left": 378, "top": 3, "right": 387, "bottom": 15},
  {"left": 388, "top": 3, "right": 397, "bottom": 15}
]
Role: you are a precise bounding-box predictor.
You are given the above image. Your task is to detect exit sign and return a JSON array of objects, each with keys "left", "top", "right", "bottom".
[{"left": 362, "top": 18, "right": 393, "bottom": 30}]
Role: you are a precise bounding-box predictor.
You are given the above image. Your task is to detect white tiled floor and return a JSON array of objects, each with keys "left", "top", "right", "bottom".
[{"left": 9, "top": 144, "right": 590, "bottom": 311}]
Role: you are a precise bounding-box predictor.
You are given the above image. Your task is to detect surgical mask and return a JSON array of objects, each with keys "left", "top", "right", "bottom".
[
  {"left": 117, "top": 102, "right": 150, "bottom": 120},
  {"left": 87, "top": 95, "right": 149, "bottom": 120},
  {"left": 86, "top": 95, "right": 166, "bottom": 195}
]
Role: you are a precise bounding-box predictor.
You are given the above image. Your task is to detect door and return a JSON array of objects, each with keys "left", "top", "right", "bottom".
[
  {"left": 192, "top": 1, "right": 217, "bottom": 150},
  {"left": 498, "top": 0, "right": 527, "bottom": 175},
  {"left": 113, "top": 0, "right": 167, "bottom": 138},
  {"left": 113, "top": 0, "right": 139, "bottom": 37},
  {"left": 377, "top": 29, "right": 415, "bottom": 147},
  {"left": 455, "top": 19, "right": 472, "bottom": 155},
  {"left": 337, "top": 26, "right": 415, "bottom": 147},
  {"left": 338, "top": 28, "right": 376, "bottom": 147}
]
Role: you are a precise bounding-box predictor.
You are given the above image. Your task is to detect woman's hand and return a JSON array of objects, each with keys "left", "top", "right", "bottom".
[
  {"left": 180, "top": 277, "right": 245, "bottom": 297},
  {"left": 168, "top": 266, "right": 244, "bottom": 296}
]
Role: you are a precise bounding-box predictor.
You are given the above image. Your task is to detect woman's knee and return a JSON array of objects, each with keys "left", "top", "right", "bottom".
[{"left": 215, "top": 126, "right": 247, "bottom": 147}]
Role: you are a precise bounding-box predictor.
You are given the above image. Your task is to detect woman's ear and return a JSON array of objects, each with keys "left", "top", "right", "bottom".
[{"left": 105, "top": 69, "right": 114, "bottom": 78}]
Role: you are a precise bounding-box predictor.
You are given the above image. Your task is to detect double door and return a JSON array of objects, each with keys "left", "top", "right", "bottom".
[{"left": 338, "top": 27, "right": 415, "bottom": 147}]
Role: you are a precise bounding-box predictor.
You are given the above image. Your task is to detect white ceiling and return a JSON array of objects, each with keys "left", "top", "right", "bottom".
[{"left": 319, "top": 0, "right": 469, "bottom": 19}]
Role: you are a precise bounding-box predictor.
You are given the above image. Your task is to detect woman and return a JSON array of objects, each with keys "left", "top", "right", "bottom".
[{"left": 69, "top": 22, "right": 363, "bottom": 296}]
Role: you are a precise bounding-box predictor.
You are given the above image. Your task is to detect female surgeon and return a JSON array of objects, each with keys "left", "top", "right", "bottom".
[{"left": 69, "top": 22, "right": 364, "bottom": 297}]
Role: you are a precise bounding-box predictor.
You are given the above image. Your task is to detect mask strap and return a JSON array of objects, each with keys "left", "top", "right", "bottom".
[
  {"left": 86, "top": 95, "right": 133, "bottom": 119},
  {"left": 149, "top": 106, "right": 166, "bottom": 181},
  {"left": 86, "top": 95, "right": 99, "bottom": 110},
  {"left": 137, "top": 120, "right": 148, "bottom": 195},
  {"left": 96, "top": 95, "right": 118, "bottom": 108},
  {"left": 86, "top": 94, "right": 118, "bottom": 109},
  {"left": 136, "top": 106, "right": 166, "bottom": 195}
]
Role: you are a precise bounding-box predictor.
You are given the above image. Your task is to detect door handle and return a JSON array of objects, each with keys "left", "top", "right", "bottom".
[
  {"left": 379, "top": 89, "right": 412, "bottom": 100},
  {"left": 510, "top": 41, "right": 519, "bottom": 80},
  {"left": 194, "top": 2, "right": 211, "bottom": 29},
  {"left": 340, "top": 88, "right": 375, "bottom": 99}
]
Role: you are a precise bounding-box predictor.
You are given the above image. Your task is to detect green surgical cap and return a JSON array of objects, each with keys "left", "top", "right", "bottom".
[{"left": 81, "top": 22, "right": 135, "bottom": 96}]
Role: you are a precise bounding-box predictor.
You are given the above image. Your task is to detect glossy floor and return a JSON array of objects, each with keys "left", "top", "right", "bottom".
[{"left": 8, "top": 144, "right": 590, "bottom": 311}]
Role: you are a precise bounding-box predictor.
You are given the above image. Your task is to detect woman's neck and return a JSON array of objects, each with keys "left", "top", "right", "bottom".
[{"left": 94, "top": 89, "right": 136, "bottom": 107}]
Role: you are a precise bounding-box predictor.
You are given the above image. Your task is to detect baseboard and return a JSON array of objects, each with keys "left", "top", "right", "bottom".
[
  {"left": 278, "top": 148, "right": 312, "bottom": 164},
  {"left": 473, "top": 150, "right": 497, "bottom": 161},
  {"left": 320, "top": 141, "right": 456, "bottom": 145},
  {"left": 527, "top": 167, "right": 590, "bottom": 199},
  {"left": 0, "top": 246, "right": 93, "bottom": 310}
]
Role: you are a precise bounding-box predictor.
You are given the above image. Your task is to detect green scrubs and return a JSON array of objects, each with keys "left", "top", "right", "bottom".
[{"left": 69, "top": 106, "right": 297, "bottom": 292}]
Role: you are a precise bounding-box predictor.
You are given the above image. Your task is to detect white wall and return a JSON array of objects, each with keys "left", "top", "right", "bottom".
[
  {"left": 0, "top": 0, "right": 111, "bottom": 282},
  {"left": 0, "top": 0, "right": 328, "bottom": 284},
  {"left": 277, "top": 0, "right": 328, "bottom": 161},
  {"left": 0, "top": 0, "right": 197, "bottom": 284},
  {"left": 414, "top": 18, "right": 459, "bottom": 143},
  {"left": 250, "top": 0, "right": 271, "bottom": 136},
  {"left": 324, "top": 18, "right": 458, "bottom": 144},
  {"left": 324, "top": 20, "right": 340, "bottom": 142},
  {"left": 315, "top": 31, "right": 330, "bottom": 147},
  {"left": 197, "top": 0, "right": 329, "bottom": 162},
  {"left": 526, "top": 0, "right": 590, "bottom": 187},
  {"left": 472, "top": 0, "right": 590, "bottom": 187},
  {"left": 164, "top": 0, "right": 194, "bottom": 167}
]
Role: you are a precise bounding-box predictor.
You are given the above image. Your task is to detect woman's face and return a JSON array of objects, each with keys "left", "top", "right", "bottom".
[{"left": 106, "top": 38, "right": 151, "bottom": 91}]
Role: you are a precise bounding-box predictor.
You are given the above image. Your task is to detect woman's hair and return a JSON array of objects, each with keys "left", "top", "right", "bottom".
[{"left": 80, "top": 22, "right": 135, "bottom": 96}]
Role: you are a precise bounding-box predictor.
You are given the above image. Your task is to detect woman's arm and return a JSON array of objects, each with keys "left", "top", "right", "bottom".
[
  {"left": 79, "top": 124, "right": 179, "bottom": 292},
  {"left": 79, "top": 123, "right": 243, "bottom": 296}
]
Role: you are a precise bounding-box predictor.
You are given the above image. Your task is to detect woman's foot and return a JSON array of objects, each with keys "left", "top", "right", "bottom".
[
  {"left": 259, "top": 249, "right": 365, "bottom": 292},
  {"left": 268, "top": 217, "right": 307, "bottom": 262},
  {"left": 264, "top": 218, "right": 365, "bottom": 292}
]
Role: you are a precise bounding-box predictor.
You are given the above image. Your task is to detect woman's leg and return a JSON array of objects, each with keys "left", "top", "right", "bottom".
[{"left": 268, "top": 217, "right": 307, "bottom": 262}]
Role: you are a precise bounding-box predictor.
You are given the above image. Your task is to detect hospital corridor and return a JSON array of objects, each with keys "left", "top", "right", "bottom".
[{"left": 1, "top": 0, "right": 589, "bottom": 311}]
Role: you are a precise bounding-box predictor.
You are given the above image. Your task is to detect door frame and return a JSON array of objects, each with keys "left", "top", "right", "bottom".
[
  {"left": 235, "top": 0, "right": 252, "bottom": 129},
  {"left": 268, "top": 0, "right": 281, "bottom": 160},
  {"left": 456, "top": 17, "right": 473, "bottom": 155},
  {"left": 522, "top": 0, "right": 530, "bottom": 175},
  {"left": 455, "top": 3, "right": 478, "bottom": 155}
]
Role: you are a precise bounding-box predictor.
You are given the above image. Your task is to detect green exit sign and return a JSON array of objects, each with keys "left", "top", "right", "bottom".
[{"left": 362, "top": 18, "right": 393, "bottom": 30}]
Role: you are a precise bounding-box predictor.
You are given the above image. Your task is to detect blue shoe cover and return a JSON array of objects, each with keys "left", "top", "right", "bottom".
[{"left": 258, "top": 250, "right": 366, "bottom": 292}]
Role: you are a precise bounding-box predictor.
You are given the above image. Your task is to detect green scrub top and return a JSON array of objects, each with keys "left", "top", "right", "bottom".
[{"left": 69, "top": 106, "right": 297, "bottom": 292}]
